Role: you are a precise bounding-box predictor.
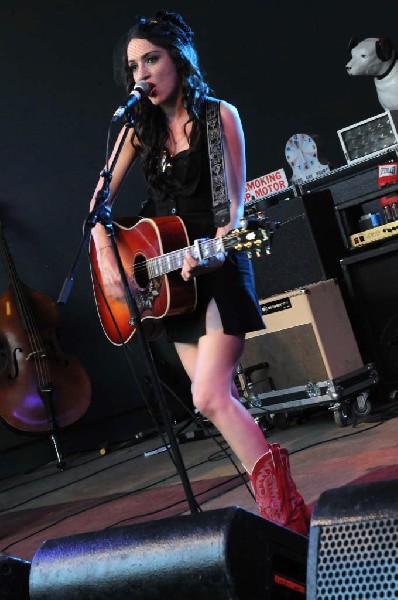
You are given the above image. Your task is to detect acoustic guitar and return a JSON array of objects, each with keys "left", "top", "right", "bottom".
[{"left": 89, "top": 214, "right": 270, "bottom": 345}]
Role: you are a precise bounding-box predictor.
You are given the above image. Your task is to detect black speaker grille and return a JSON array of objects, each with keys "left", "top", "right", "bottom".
[
  {"left": 341, "top": 240, "right": 398, "bottom": 390},
  {"left": 315, "top": 517, "right": 398, "bottom": 599},
  {"left": 251, "top": 190, "right": 345, "bottom": 299}
]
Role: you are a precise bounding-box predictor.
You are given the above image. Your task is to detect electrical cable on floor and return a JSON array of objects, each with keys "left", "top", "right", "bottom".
[
  {"left": 3, "top": 410, "right": 398, "bottom": 554},
  {"left": 158, "top": 378, "right": 256, "bottom": 498},
  {"left": 289, "top": 418, "right": 388, "bottom": 456},
  {"left": 0, "top": 377, "right": 253, "bottom": 515},
  {"left": 0, "top": 458, "right": 241, "bottom": 554}
]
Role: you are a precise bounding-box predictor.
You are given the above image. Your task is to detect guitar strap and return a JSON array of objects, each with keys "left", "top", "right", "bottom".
[{"left": 206, "top": 98, "right": 231, "bottom": 227}]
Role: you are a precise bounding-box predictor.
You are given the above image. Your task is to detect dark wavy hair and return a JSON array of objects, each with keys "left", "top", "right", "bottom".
[{"left": 113, "top": 10, "right": 210, "bottom": 183}]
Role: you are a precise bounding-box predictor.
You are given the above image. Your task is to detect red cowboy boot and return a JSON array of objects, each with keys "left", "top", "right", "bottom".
[
  {"left": 279, "top": 445, "right": 312, "bottom": 534},
  {"left": 248, "top": 443, "right": 311, "bottom": 536}
]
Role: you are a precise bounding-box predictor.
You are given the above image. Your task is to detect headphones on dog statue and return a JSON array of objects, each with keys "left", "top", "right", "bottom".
[{"left": 346, "top": 36, "right": 398, "bottom": 110}]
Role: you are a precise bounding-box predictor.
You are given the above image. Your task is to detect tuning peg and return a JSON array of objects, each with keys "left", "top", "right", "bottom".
[{"left": 246, "top": 250, "right": 253, "bottom": 259}]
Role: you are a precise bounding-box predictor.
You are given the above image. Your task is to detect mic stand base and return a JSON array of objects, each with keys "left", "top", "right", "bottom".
[{"left": 49, "top": 433, "right": 66, "bottom": 471}]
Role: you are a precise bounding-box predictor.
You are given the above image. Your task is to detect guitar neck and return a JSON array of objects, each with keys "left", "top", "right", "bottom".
[{"left": 148, "top": 236, "right": 225, "bottom": 278}]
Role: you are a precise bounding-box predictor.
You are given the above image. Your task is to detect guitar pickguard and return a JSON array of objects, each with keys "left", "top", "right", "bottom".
[{"left": 134, "top": 276, "right": 162, "bottom": 314}]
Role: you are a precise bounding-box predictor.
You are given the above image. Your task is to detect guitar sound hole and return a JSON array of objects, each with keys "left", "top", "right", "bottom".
[{"left": 134, "top": 254, "right": 149, "bottom": 290}]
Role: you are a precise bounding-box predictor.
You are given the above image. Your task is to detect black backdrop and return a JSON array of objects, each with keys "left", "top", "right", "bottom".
[{"left": 1, "top": 0, "right": 397, "bottom": 470}]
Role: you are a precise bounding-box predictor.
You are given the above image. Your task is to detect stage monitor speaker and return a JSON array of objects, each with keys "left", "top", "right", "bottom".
[
  {"left": 29, "top": 507, "right": 308, "bottom": 600},
  {"left": 241, "top": 279, "right": 363, "bottom": 392},
  {"left": 306, "top": 479, "right": 398, "bottom": 600},
  {"left": 251, "top": 190, "right": 346, "bottom": 299},
  {"left": 0, "top": 553, "right": 30, "bottom": 600},
  {"left": 341, "top": 239, "right": 398, "bottom": 391}
]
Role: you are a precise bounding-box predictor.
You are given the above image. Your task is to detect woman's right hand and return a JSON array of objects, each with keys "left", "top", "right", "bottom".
[{"left": 96, "top": 246, "right": 126, "bottom": 301}]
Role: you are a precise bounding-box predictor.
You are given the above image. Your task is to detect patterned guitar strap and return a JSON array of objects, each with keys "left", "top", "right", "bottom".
[{"left": 206, "top": 98, "right": 231, "bottom": 227}]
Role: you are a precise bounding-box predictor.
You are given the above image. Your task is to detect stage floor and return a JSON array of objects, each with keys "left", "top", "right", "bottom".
[{"left": 1, "top": 396, "right": 398, "bottom": 563}]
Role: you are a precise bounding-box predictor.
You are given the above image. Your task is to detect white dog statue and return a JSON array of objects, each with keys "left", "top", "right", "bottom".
[{"left": 346, "top": 37, "right": 398, "bottom": 110}]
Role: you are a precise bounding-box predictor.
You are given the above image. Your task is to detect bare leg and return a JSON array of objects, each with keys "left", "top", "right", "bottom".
[
  {"left": 174, "top": 299, "right": 310, "bottom": 535},
  {"left": 175, "top": 299, "right": 269, "bottom": 473}
]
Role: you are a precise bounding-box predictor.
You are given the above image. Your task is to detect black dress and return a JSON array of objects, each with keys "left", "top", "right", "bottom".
[{"left": 142, "top": 110, "right": 265, "bottom": 343}]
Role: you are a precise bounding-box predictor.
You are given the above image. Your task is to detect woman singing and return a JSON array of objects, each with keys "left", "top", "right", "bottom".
[{"left": 89, "top": 10, "right": 310, "bottom": 535}]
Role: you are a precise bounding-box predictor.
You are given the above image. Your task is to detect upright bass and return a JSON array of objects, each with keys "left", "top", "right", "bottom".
[{"left": 0, "top": 220, "right": 91, "bottom": 443}]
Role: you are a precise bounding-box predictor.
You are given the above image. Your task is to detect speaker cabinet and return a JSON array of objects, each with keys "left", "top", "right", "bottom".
[
  {"left": 29, "top": 507, "right": 308, "bottom": 600},
  {"left": 307, "top": 479, "right": 398, "bottom": 600},
  {"left": 251, "top": 190, "right": 346, "bottom": 299},
  {"left": 0, "top": 553, "right": 30, "bottom": 600},
  {"left": 300, "top": 157, "right": 381, "bottom": 204},
  {"left": 341, "top": 239, "right": 398, "bottom": 391},
  {"left": 241, "top": 279, "right": 363, "bottom": 391}
]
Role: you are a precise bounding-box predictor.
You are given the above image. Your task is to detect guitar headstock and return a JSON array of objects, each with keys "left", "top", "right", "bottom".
[{"left": 226, "top": 212, "right": 275, "bottom": 258}]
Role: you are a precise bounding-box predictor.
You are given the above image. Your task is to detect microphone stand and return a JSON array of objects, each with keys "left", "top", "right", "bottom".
[{"left": 58, "top": 118, "right": 200, "bottom": 515}]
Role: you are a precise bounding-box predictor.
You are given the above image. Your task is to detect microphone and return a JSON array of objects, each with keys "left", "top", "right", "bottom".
[{"left": 112, "top": 81, "right": 154, "bottom": 122}]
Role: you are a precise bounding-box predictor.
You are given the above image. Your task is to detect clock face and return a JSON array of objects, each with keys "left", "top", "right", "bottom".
[{"left": 285, "top": 133, "right": 319, "bottom": 175}]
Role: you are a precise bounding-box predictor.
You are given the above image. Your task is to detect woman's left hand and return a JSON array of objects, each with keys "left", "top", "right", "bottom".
[{"left": 181, "top": 251, "right": 225, "bottom": 281}]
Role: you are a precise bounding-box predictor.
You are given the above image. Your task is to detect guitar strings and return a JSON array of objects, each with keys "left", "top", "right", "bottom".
[
  {"left": 122, "top": 233, "right": 240, "bottom": 279},
  {"left": 0, "top": 230, "right": 53, "bottom": 417}
]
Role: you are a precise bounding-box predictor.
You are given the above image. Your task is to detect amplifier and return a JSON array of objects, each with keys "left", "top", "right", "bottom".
[
  {"left": 250, "top": 190, "right": 346, "bottom": 299},
  {"left": 241, "top": 279, "right": 363, "bottom": 392},
  {"left": 334, "top": 181, "right": 398, "bottom": 249},
  {"left": 298, "top": 148, "right": 398, "bottom": 205},
  {"left": 341, "top": 239, "right": 398, "bottom": 391},
  {"left": 349, "top": 218, "right": 398, "bottom": 248}
]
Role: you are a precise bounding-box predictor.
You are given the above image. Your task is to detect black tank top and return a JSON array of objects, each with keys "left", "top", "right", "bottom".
[
  {"left": 140, "top": 106, "right": 264, "bottom": 343},
  {"left": 145, "top": 118, "right": 216, "bottom": 242}
]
